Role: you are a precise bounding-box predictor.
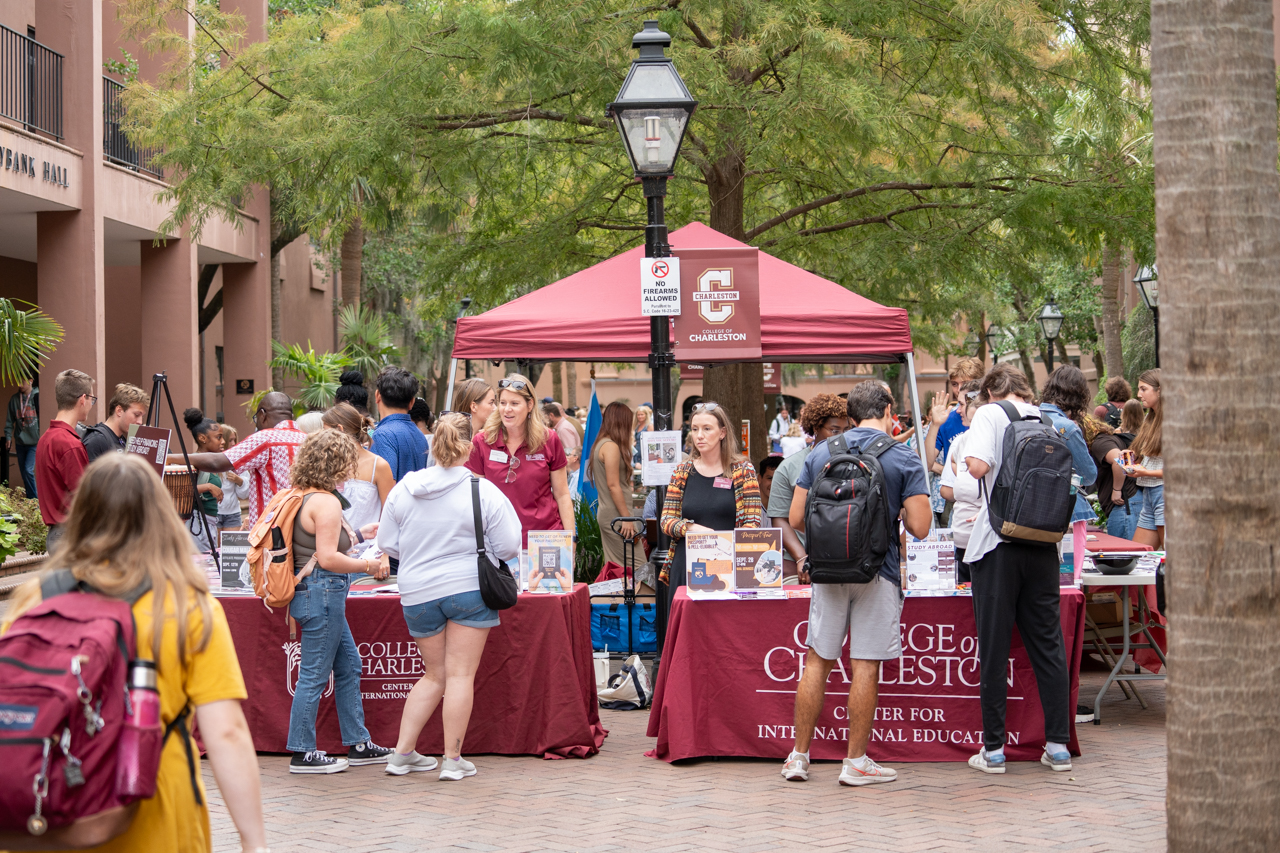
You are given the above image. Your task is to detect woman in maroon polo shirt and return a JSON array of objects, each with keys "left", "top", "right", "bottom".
[{"left": 466, "top": 374, "right": 575, "bottom": 545}]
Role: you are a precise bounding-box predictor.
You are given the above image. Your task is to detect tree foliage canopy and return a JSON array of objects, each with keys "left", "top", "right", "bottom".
[{"left": 123, "top": 0, "right": 1152, "bottom": 355}]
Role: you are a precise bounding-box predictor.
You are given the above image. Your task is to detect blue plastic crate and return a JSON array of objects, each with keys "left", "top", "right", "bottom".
[{"left": 590, "top": 602, "right": 657, "bottom": 653}]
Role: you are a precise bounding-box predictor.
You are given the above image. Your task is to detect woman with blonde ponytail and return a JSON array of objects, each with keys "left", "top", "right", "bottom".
[{"left": 1, "top": 453, "right": 266, "bottom": 853}]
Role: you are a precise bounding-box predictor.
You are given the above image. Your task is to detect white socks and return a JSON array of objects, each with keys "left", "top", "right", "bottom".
[
  {"left": 790, "top": 749, "right": 810, "bottom": 762},
  {"left": 849, "top": 754, "right": 870, "bottom": 769},
  {"left": 987, "top": 746, "right": 1005, "bottom": 759},
  {"left": 1045, "top": 741, "right": 1067, "bottom": 756}
]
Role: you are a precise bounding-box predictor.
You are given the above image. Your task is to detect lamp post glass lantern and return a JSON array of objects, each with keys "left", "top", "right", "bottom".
[
  {"left": 1134, "top": 266, "right": 1159, "bottom": 368},
  {"left": 985, "top": 323, "right": 1009, "bottom": 360},
  {"left": 609, "top": 20, "right": 696, "bottom": 651},
  {"left": 1037, "top": 299, "right": 1065, "bottom": 374}
]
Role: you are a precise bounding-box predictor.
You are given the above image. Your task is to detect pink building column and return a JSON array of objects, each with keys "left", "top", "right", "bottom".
[
  {"left": 219, "top": 0, "right": 272, "bottom": 437},
  {"left": 35, "top": 0, "right": 104, "bottom": 421},
  {"left": 139, "top": 234, "right": 199, "bottom": 422}
]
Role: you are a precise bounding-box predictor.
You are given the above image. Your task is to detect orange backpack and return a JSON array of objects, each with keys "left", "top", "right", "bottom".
[{"left": 246, "top": 488, "right": 323, "bottom": 610}]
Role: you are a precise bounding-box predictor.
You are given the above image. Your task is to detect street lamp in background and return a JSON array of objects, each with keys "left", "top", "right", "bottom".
[
  {"left": 608, "top": 20, "right": 696, "bottom": 653},
  {"left": 985, "top": 323, "right": 1010, "bottom": 361},
  {"left": 1134, "top": 265, "right": 1159, "bottom": 368},
  {"left": 1037, "top": 298, "right": 1065, "bottom": 374},
  {"left": 444, "top": 297, "right": 472, "bottom": 409}
]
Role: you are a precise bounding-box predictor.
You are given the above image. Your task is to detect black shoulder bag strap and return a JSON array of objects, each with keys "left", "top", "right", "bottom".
[{"left": 470, "top": 476, "right": 487, "bottom": 557}]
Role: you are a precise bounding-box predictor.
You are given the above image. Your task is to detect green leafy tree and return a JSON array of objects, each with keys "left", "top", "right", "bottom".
[{"left": 122, "top": 0, "right": 1152, "bottom": 438}]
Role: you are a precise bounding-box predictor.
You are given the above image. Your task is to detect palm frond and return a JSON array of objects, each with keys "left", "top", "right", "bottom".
[
  {"left": 0, "top": 300, "right": 64, "bottom": 385},
  {"left": 338, "top": 305, "right": 401, "bottom": 380},
  {"left": 268, "top": 341, "right": 351, "bottom": 410}
]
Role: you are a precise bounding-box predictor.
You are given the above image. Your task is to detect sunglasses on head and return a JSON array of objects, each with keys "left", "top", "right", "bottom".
[
  {"left": 692, "top": 402, "right": 720, "bottom": 413},
  {"left": 498, "top": 379, "right": 529, "bottom": 392}
]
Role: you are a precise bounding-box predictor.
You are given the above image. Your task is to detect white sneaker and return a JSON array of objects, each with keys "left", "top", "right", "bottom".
[
  {"left": 439, "top": 756, "right": 477, "bottom": 781},
  {"left": 781, "top": 751, "right": 810, "bottom": 782},
  {"left": 838, "top": 756, "right": 897, "bottom": 786},
  {"left": 385, "top": 751, "right": 440, "bottom": 775},
  {"left": 968, "top": 748, "right": 1007, "bottom": 774}
]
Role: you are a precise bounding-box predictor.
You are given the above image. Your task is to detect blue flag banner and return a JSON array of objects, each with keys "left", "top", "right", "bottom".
[{"left": 577, "top": 383, "right": 602, "bottom": 509}]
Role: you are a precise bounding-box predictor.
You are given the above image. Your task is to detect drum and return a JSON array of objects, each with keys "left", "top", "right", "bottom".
[{"left": 162, "top": 465, "right": 196, "bottom": 519}]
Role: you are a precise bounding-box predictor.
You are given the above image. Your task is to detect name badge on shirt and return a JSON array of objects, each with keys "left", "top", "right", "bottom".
[
  {"left": 712, "top": 476, "right": 732, "bottom": 489},
  {"left": 489, "top": 449, "right": 509, "bottom": 463}
]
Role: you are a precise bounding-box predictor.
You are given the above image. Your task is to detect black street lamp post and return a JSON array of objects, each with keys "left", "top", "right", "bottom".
[
  {"left": 1134, "top": 266, "right": 1159, "bottom": 368},
  {"left": 1037, "top": 298, "right": 1065, "bottom": 374},
  {"left": 608, "top": 21, "right": 696, "bottom": 651}
]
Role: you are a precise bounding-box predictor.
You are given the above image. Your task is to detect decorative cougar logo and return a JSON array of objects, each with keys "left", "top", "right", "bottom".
[
  {"left": 283, "top": 641, "right": 335, "bottom": 698},
  {"left": 693, "top": 268, "right": 739, "bottom": 324}
]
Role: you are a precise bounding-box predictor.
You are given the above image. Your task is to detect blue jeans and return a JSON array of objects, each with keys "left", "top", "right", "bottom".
[
  {"left": 1106, "top": 495, "right": 1140, "bottom": 541},
  {"left": 286, "top": 568, "right": 370, "bottom": 753},
  {"left": 15, "top": 442, "right": 36, "bottom": 499}
]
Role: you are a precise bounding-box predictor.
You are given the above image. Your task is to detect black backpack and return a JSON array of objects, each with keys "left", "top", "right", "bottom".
[
  {"left": 982, "top": 401, "right": 1074, "bottom": 544},
  {"left": 803, "top": 433, "right": 896, "bottom": 584},
  {"left": 1101, "top": 401, "right": 1123, "bottom": 429}
]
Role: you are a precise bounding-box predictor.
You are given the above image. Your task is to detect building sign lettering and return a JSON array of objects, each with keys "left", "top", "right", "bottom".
[{"left": 1, "top": 145, "right": 71, "bottom": 188}]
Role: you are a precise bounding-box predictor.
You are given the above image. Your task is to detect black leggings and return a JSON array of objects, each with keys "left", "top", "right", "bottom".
[{"left": 969, "top": 541, "right": 1071, "bottom": 752}]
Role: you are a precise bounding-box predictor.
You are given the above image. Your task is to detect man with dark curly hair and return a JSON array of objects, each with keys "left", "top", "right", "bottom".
[{"left": 766, "top": 393, "right": 850, "bottom": 582}]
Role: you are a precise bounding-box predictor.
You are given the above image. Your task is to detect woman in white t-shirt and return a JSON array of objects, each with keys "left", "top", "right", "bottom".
[
  {"left": 938, "top": 386, "right": 981, "bottom": 580},
  {"left": 779, "top": 421, "right": 808, "bottom": 457},
  {"left": 1126, "top": 369, "right": 1164, "bottom": 550}
]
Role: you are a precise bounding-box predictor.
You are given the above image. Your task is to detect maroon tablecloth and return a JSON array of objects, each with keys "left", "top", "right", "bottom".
[
  {"left": 220, "top": 584, "right": 606, "bottom": 759},
  {"left": 647, "top": 588, "right": 1086, "bottom": 763}
]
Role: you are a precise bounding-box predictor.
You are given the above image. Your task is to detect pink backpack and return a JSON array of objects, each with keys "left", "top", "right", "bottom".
[{"left": 0, "top": 571, "right": 197, "bottom": 849}]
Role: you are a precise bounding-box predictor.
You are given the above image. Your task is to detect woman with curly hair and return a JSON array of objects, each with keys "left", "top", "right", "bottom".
[
  {"left": 766, "top": 393, "right": 850, "bottom": 582},
  {"left": 286, "top": 429, "right": 391, "bottom": 775}
]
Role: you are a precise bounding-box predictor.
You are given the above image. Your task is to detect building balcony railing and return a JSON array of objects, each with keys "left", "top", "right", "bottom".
[
  {"left": 0, "top": 23, "right": 63, "bottom": 140},
  {"left": 103, "top": 76, "right": 163, "bottom": 180}
]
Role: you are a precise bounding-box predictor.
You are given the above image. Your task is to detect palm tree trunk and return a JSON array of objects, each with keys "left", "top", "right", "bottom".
[
  {"left": 1099, "top": 241, "right": 1127, "bottom": 381},
  {"left": 1153, "top": 0, "right": 1280, "bottom": 847},
  {"left": 340, "top": 219, "right": 363, "bottom": 307},
  {"left": 551, "top": 361, "right": 563, "bottom": 404}
]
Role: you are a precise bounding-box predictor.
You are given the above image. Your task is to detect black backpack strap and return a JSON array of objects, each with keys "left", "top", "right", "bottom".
[
  {"left": 162, "top": 703, "right": 202, "bottom": 806},
  {"left": 860, "top": 434, "right": 897, "bottom": 460},
  {"left": 39, "top": 568, "right": 82, "bottom": 600},
  {"left": 470, "top": 476, "right": 486, "bottom": 557},
  {"left": 825, "top": 434, "right": 850, "bottom": 456}
]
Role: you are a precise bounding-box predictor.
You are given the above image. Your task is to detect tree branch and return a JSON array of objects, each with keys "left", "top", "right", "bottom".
[
  {"left": 757, "top": 202, "right": 980, "bottom": 246},
  {"left": 744, "top": 181, "right": 1016, "bottom": 240},
  {"left": 744, "top": 42, "right": 801, "bottom": 86},
  {"left": 428, "top": 107, "right": 610, "bottom": 131}
]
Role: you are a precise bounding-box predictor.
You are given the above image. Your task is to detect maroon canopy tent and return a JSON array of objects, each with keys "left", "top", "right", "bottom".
[{"left": 452, "top": 223, "right": 913, "bottom": 364}]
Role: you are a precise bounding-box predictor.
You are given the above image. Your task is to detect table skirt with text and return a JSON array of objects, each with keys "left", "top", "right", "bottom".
[
  {"left": 647, "top": 587, "right": 1086, "bottom": 763},
  {"left": 220, "top": 584, "right": 606, "bottom": 759}
]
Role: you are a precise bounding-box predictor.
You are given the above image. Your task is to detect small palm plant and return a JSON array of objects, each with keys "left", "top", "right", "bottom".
[
  {"left": 338, "top": 305, "right": 401, "bottom": 382},
  {"left": 268, "top": 341, "right": 352, "bottom": 411},
  {"left": 0, "top": 299, "right": 63, "bottom": 385}
]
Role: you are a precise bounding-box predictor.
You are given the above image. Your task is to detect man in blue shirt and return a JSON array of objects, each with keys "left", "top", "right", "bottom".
[
  {"left": 370, "top": 367, "right": 427, "bottom": 480},
  {"left": 780, "top": 381, "right": 931, "bottom": 788}
]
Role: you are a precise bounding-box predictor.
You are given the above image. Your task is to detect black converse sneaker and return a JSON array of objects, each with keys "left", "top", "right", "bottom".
[
  {"left": 289, "top": 750, "right": 349, "bottom": 774},
  {"left": 348, "top": 740, "right": 395, "bottom": 766}
]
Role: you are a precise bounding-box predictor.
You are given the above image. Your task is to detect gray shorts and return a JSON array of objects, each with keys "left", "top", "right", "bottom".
[{"left": 807, "top": 576, "right": 904, "bottom": 661}]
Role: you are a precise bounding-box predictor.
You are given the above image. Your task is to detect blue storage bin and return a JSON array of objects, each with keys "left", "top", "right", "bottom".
[{"left": 590, "top": 602, "right": 657, "bottom": 653}]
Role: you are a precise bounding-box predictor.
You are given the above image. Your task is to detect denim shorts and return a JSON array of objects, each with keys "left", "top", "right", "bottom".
[
  {"left": 1137, "top": 484, "right": 1165, "bottom": 530},
  {"left": 402, "top": 590, "right": 500, "bottom": 638},
  {"left": 217, "top": 512, "right": 243, "bottom": 530}
]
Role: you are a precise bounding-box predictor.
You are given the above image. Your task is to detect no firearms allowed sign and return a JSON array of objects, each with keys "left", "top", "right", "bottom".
[{"left": 641, "top": 257, "right": 681, "bottom": 316}]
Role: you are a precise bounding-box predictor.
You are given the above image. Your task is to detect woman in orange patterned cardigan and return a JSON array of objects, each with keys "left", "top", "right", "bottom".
[{"left": 659, "top": 402, "right": 762, "bottom": 610}]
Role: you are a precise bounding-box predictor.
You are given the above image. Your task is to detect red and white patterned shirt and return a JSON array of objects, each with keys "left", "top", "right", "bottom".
[{"left": 224, "top": 420, "right": 306, "bottom": 526}]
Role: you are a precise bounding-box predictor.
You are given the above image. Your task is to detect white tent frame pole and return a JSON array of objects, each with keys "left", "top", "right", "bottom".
[
  {"left": 904, "top": 352, "right": 935, "bottom": 530},
  {"left": 445, "top": 357, "right": 460, "bottom": 412}
]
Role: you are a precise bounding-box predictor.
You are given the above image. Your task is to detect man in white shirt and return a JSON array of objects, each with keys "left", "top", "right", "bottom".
[
  {"left": 962, "top": 364, "right": 1072, "bottom": 776},
  {"left": 542, "top": 402, "right": 581, "bottom": 469},
  {"left": 768, "top": 407, "right": 791, "bottom": 453}
]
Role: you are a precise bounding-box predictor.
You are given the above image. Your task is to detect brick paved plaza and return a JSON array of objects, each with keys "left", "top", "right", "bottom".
[{"left": 206, "top": 667, "right": 1166, "bottom": 852}]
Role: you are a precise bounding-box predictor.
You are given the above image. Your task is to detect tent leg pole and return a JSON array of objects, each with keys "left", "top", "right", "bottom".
[
  {"left": 904, "top": 352, "right": 934, "bottom": 530},
  {"left": 445, "top": 357, "right": 459, "bottom": 412}
]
